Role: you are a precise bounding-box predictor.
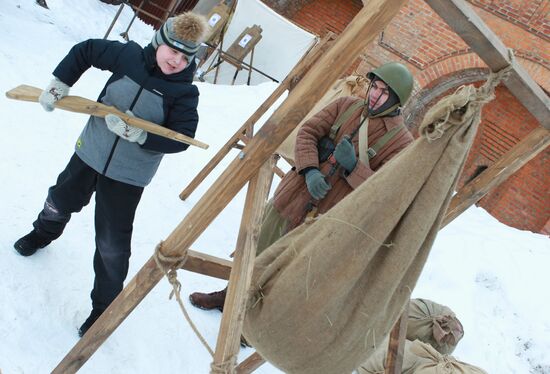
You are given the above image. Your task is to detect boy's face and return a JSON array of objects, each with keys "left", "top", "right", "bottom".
[
  {"left": 367, "top": 79, "right": 390, "bottom": 111},
  {"left": 156, "top": 45, "right": 189, "bottom": 75}
]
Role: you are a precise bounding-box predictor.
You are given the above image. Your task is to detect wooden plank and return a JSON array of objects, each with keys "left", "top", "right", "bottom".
[
  {"left": 52, "top": 2, "right": 408, "bottom": 371},
  {"left": 442, "top": 127, "right": 550, "bottom": 227},
  {"left": 211, "top": 159, "right": 275, "bottom": 372},
  {"left": 178, "top": 32, "right": 335, "bottom": 200},
  {"left": 236, "top": 352, "right": 265, "bottom": 373},
  {"left": 425, "top": 0, "right": 550, "bottom": 129},
  {"left": 5, "top": 85, "right": 209, "bottom": 149},
  {"left": 182, "top": 249, "right": 232, "bottom": 280},
  {"left": 384, "top": 303, "right": 409, "bottom": 374}
]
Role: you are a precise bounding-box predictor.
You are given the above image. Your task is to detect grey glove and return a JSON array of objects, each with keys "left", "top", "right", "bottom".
[
  {"left": 105, "top": 111, "right": 147, "bottom": 145},
  {"left": 333, "top": 137, "right": 357, "bottom": 172},
  {"left": 305, "top": 168, "right": 331, "bottom": 200},
  {"left": 38, "top": 77, "right": 70, "bottom": 112}
]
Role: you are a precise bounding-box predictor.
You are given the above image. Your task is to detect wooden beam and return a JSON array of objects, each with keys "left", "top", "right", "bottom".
[
  {"left": 425, "top": 0, "right": 550, "bottom": 129},
  {"left": 52, "top": 1, "right": 408, "bottom": 371},
  {"left": 442, "top": 126, "right": 550, "bottom": 227},
  {"left": 178, "top": 32, "right": 335, "bottom": 200},
  {"left": 5, "top": 85, "right": 209, "bottom": 149},
  {"left": 211, "top": 159, "right": 274, "bottom": 371},
  {"left": 236, "top": 352, "right": 265, "bottom": 373},
  {"left": 384, "top": 303, "right": 409, "bottom": 374},
  {"left": 182, "top": 249, "right": 232, "bottom": 280}
]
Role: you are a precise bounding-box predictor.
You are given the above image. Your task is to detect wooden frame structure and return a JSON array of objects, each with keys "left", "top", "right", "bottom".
[{"left": 51, "top": 0, "right": 549, "bottom": 372}]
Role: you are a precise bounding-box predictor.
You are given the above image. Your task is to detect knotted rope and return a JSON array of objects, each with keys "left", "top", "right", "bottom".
[
  {"left": 153, "top": 242, "right": 239, "bottom": 373},
  {"left": 420, "top": 51, "right": 514, "bottom": 142}
]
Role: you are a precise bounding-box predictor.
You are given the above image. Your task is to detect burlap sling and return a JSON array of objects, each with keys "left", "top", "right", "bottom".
[
  {"left": 357, "top": 339, "right": 487, "bottom": 374},
  {"left": 407, "top": 298, "right": 464, "bottom": 354},
  {"left": 243, "top": 69, "right": 510, "bottom": 374}
]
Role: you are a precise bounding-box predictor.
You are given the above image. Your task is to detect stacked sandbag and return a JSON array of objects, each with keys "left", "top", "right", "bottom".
[
  {"left": 357, "top": 339, "right": 487, "bottom": 374},
  {"left": 407, "top": 298, "right": 464, "bottom": 354}
]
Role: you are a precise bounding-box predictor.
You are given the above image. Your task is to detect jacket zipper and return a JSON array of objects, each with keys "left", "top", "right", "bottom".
[{"left": 102, "top": 85, "right": 144, "bottom": 175}]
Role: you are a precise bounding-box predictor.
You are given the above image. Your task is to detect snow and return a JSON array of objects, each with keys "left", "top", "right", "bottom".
[{"left": 0, "top": 1, "right": 548, "bottom": 373}]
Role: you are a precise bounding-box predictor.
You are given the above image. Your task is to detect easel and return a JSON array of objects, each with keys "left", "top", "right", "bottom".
[
  {"left": 49, "top": 0, "right": 550, "bottom": 372},
  {"left": 200, "top": 25, "right": 263, "bottom": 85}
]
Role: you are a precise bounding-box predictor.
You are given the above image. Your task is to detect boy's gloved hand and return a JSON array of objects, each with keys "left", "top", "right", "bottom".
[
  {"left": 105, "top": 111, "right": 147, "bottom": 145},
  {"left": 39, "top": 77, "right": 70, "bottom": 112},
  {"left": 333, "top": 137, "right": 357, "bottom": 172},
  {"left": 305, "top": 168, "right": 331, "bottom": 200}
]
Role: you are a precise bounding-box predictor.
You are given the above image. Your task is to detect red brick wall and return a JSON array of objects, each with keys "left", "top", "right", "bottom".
[{"left": 262, "top": 0, "right": 549, "bottom": 234}]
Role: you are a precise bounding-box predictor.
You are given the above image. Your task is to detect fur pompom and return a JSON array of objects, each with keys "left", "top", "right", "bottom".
[{"left": 173, "top": 12, "right": 209, "bottom": 43}]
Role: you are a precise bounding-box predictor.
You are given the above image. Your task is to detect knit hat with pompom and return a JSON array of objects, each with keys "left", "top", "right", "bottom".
[{"left": 152, "top": 12, "right": 209, "bottom": 59}]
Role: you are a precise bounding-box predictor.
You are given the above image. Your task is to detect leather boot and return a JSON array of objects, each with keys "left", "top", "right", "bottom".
[{"left": 189, "top": 287, "right": 227, "bottom": 312}]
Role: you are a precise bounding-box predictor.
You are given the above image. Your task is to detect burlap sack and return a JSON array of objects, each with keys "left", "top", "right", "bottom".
[
  {"left": 407, "top": 298, "right": 464, "bottom": 354},
  {"left": 357, "top": 340, "right": 487, "bottom": 374},
  {"left": 276, "top": 75, "right": 367, "bottom": 162},
  {"left": 243, "top": 71, "right": 508, "bottom": 374}
]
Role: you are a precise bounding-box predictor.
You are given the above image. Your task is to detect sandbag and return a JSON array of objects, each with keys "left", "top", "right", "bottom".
[
  {"left": 407, "top": 298, "right": 464, "bottom": 354},
  {"left": 276, "top": 75, "right": 367, "bottom": 162},
  {"left": 243, "top": 71, "right": 508, "bottom": 374},
  {"left": 357, "top": 339, "right": 487, "bottom": 374}
]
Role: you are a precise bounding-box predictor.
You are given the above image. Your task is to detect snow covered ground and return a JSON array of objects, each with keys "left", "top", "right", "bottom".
[{"left": 0, "top": 1, "right": 548, "bottom": 373}]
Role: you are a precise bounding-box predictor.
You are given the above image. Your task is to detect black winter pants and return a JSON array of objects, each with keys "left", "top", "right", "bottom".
[{"left": 33, "top": 153, "right": 144, "bottom": 311}]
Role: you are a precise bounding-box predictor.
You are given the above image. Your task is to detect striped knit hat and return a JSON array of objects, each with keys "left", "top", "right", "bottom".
[{"left": 152, "top": 12, "right": 209, "bottom": 59}]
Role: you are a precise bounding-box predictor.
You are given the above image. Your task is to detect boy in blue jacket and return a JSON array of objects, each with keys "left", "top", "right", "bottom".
[{"left": 13, "top": 12, "right": 208, "bottom": 337}]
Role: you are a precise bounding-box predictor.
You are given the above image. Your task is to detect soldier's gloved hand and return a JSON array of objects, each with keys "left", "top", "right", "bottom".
[
  {"left": 105, "top": 111, "right": 147, "bottom": 145},
  {"left": 305, "top": 168, "right": 331, "bottom": 200},
  {"left": 333, "top": 137, "right": 357, "bottom": 172},
  {"left": 38, "top": 77, "right": 70, "bottom": 112}
]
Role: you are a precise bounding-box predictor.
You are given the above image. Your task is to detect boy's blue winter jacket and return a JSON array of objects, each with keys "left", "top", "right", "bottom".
[{"left": 52, "top": 39, "right": 199, "bottom": 187}]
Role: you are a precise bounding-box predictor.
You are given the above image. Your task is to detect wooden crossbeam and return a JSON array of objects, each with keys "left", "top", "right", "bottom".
[
  {"left": 425, "top": 0, "right": 550, "bottom": 129},
  {"left": 442, "top": 126, "right": 550, "bottom": 227},
  {"left": 182, "top": 249, "right": 232, "bottom": 280},
  {"left": 52, "top": 1, "right": 408, "bottom": 371}
]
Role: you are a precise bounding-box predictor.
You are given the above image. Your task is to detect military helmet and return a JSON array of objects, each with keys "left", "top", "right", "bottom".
[{"left": 367, "top": 62, "right": 413, "bottom": 106}]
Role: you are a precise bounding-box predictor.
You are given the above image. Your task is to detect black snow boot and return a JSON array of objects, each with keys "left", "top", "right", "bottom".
[
  {"left": 13, "top": 230, "right": 52, "bottom": 256},
  {"left": 78, "top": 309, "right": 105, "bottom": 337}
]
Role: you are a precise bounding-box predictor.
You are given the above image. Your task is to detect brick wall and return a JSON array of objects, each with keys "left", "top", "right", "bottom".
[{"left": 262, "top": 0, "right": 549, "bottom": 234}]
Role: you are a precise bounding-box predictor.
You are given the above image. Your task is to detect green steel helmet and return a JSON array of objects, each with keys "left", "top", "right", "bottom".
[{"left": 367, "top": 62, "right": 414, "bottom": 106}]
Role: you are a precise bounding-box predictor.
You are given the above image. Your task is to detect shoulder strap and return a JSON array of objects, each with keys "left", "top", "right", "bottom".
[
  {"left": 367, "top": 123, "right": 405, "bottom": 160},
  {"left": 329, "top": 99, "right": 365, "bottom": 140}
]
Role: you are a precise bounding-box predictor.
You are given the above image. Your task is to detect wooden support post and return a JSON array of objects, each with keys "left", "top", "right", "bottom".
[
  {"left": 247, "top": 47, "right": 255, "bottom": 86},
  {"left": 178, "top": 33, "right": 335, "bottom": 200},
  {"left": 236, "top": 352, "right": 265, "bottom": 373},
  {"left": 384, "top": 303, "right": 410, "bottom": 374},
  {"left": 425, "top": 0, "right": 550, "bottom": 129},
  {"left": 442, "top": 127, "right": 550, "bottom": 227},
  {"left": 211, "top": 158, "right": 275, "bottom": 372},
  {"left": 53, "top": 2, "right": 408, "bottom": 371}
]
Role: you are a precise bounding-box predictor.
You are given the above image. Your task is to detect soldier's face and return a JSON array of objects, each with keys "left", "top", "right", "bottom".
[{"left": 368, "top": 80, "right": 390, "bottom": 110}]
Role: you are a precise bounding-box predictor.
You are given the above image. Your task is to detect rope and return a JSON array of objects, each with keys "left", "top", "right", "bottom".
[
  {"left": 153, "top": 242, "right": 216, "bottom": 357},
  {"left": 419, "top": 52, "right": 514, "bottom": 142}
]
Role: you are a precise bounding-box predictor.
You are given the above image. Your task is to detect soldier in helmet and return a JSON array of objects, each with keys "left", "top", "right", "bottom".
[{"left": 190, "top": 62, "right": 415, "bottom": 312}]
